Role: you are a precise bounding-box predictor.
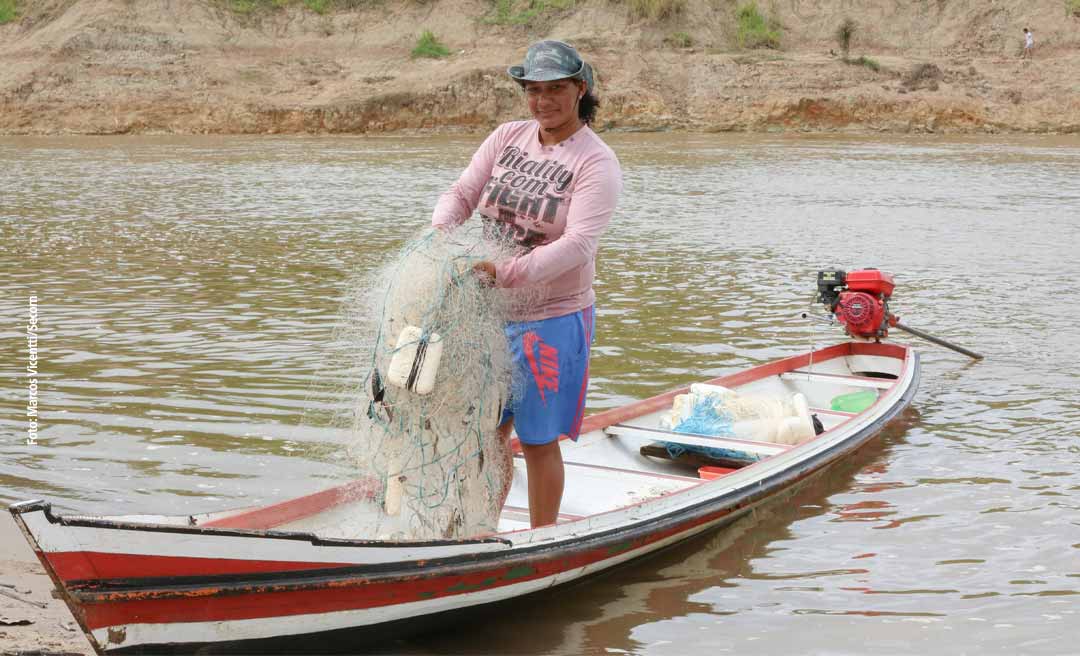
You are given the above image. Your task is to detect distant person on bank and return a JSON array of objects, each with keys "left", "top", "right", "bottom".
[
  {"left": 430, "top": 40, "right": 622, "bottom": 529},
  {"left": 1022, "top": 28, "right": 1034, "bottom": 59}
]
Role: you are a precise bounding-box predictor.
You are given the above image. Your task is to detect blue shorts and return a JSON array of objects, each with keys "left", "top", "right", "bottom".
[{"left": 500, "top": 306, "right": 595, "bottom": 445}]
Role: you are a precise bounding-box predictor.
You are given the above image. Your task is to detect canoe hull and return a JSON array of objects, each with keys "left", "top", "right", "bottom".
[{"left": 11, "top": 341, "right": 920, "bottom": 654}]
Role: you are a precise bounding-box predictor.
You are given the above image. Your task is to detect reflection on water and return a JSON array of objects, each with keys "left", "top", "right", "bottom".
[{"left": 2, "top": 133, "right": 1079, "bottom": 654}]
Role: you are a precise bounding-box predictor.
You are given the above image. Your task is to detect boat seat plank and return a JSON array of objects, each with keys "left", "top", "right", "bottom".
[
  {"left": 515, "top": 453, "right": 701, "bottom": 482},
  {"left": 605, "top": 423, "right": 790, "bottom": 457},
  {"left": 809, "top": 407, "right": 856, "bottom": 417},
  {"left": 502, "top": 505, "right": 584, "bottom": 522},
  {"left": 781, "top": 370, "right": 894, "bottom": 390},
  {"left": 561, "top": 458, "right": 702, "bottom": 483}
]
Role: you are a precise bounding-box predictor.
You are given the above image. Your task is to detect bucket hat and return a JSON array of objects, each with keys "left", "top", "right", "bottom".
[{"left": 508, "top": 40, "right": 594, "bottom": 93}]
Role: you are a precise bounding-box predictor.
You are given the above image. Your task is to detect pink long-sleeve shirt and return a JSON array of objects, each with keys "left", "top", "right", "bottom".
[{"left": 432, "top": 120, "right": 622, "bottom": 321}]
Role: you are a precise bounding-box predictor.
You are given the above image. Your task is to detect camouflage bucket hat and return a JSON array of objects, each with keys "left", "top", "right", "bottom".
[{"left": 508, "top": 40, "right": 595, "bottom": 93}]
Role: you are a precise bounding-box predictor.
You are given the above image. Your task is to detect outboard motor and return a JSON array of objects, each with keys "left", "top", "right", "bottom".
[
  {"left": 816, "top": 268, "right": 895, "bottom": 341},
  {"left": 813, "top": 268, "right": 983, "bottom": 360}
]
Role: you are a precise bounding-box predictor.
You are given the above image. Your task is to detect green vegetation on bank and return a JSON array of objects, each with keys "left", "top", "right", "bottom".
[
  {"left": 411, "top": 30, "right": 451, "bottom": 58},
  {"left": 1068, "top": 0, "right": 1080, "bottom": 16},
  {"left": 664, "top": 31, "right": 692, "bottom": 48},
  {"left": 736, "top": 2, "right": 781, "bottom": 49},
  {"left": 219, "top": 0, "right": 369, "bottom": 14},
  {"left": 0, "top": 0, "right": 18, "bottom": 24},
  {"left": 628, "top": 0, "right": 684, "bottom": 21},
  {"left": 484, "top": 0, "right": 573, "bottom": 26},
  {"left": 223, "top": 0, "right": 284, "bottom": 13},
  {"left": 833, "top": 18, "right": 880, "bottom": 71},
  {"left": 847, "top": 55, "right": 880, "bottom": 71},
  {"left": 836, "top": 17, "right": 855, "bottom": 58}
]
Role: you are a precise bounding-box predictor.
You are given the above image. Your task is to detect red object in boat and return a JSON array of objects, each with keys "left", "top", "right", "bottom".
[{"left": 698, "top": 466, "right": 737, "bottom": 480}]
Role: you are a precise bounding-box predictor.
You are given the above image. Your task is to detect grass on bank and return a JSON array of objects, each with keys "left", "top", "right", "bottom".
[
  {"left": 836, "top": 17, "right": 855, "bottom": 58},
  {"left": 846, "top": 55, "right": 880, "bottom": 71},
  {"left": 628, "top": 0, "right": 685, "bottom": 21},
  {"left": 219, "top": 0, "right": 370, "bottom": 15},
  {"left": 664, "top": 31, "right": 692, "bottom": 48},
  {"left": 731, "top": 52, "right": 784, "bottom": 64},
  {"left": 0, "top": 0, "right": 18, "bottom": 24},
  {"left": 833, "top": 17, "right": 880, "bottom": 72},
  {"left": 223, "top": 0, "right": 285, "bottom": 13},
  {"left": 412, "top": 30, "right": 451, "bottom": 58},
  {"left": 1068, "top": 0, "right": 1080, "bottom": 16},
  {"left": 736, "top": 2, "right": 781, "bottom": 49},
  {"left": 484, "top": 0, "right": 573, "bottom": 26},
  {"left": 488, "top": 0, "right": 683, "bottom": 23}
]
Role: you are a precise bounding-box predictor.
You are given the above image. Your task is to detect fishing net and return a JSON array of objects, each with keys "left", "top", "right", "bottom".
[{"left": 331, "top": 224, "right": 533, "bottom": 541}]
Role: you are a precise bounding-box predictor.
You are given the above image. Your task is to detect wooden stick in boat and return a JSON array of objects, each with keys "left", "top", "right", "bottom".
[{"left": 639, "top": 443, "right": 753, "bottom": 470}]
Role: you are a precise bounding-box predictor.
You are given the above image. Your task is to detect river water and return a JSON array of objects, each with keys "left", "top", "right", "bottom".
[{"left": 1, "top": 133, "right": 1078, "bottom": 654}]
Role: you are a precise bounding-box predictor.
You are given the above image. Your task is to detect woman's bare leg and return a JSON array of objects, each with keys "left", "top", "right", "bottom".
[{"left": 521, "top": 439, "right": 565, "bottom": 528}]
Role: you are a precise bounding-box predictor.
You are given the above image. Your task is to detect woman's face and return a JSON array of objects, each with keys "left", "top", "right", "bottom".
[{"left": 524, "top": 78, "right": 585, "bottom": 131}]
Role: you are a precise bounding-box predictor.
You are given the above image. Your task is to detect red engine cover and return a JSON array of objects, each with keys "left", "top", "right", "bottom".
[
  {"left": 835, "top": 291, "right": 886, "bottom": 338},
  {"left": 845, "top": 269, "right": 895, "bottom": 298}
]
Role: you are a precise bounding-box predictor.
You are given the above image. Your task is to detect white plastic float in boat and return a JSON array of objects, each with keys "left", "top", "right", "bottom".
[
  {"left": 659, "top": 383, "right": 817, "bottom": 446},
  {"left": 9, "top": 341, "right": 918, "bottom": 654}
]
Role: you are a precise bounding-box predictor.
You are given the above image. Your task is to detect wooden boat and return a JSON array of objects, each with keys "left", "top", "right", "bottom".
[{"left": 10, "top": 341, "right": 918, "bottom": 654}]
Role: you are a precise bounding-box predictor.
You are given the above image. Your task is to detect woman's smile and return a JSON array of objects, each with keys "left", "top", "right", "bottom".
[{"left": 525, "top": 79, "right": 585, "bottom": 143}]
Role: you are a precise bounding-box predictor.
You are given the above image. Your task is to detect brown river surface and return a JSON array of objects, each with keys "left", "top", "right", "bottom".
[{"left": 2, "top": 133, "right": 1079, "bottom": 654}]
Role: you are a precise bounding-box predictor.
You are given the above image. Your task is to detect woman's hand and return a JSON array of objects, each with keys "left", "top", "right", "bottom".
[{"left": 473, "top": 261, "right": 497, "bottom": 286}]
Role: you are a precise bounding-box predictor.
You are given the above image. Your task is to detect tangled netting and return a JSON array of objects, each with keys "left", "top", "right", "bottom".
[{"left": 333, "top": 225, "right": 535, "bottom": 540}]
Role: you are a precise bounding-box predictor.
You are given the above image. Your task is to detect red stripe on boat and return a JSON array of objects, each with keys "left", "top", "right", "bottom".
[{"left": 79, "top": 505, "right": 739, "bottom": 630}]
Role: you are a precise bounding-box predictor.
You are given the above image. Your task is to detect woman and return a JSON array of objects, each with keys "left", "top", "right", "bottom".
[{"left": 431, "top": 40, "right": 622, "bottom": 528}]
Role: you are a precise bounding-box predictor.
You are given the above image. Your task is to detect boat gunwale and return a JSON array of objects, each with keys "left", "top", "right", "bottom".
[{"left": 10, "top": 501, "right": 514, "bottom": 548}]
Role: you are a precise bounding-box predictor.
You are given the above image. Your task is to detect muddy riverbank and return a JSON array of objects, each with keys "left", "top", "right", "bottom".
[{"left": 1, "top": 0, "right": 1079, "bottom": 135}]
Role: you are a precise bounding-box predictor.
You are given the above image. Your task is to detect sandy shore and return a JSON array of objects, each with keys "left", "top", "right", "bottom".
[{"left": 0, "top": 512, "right": 95, "bottom": 655}]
